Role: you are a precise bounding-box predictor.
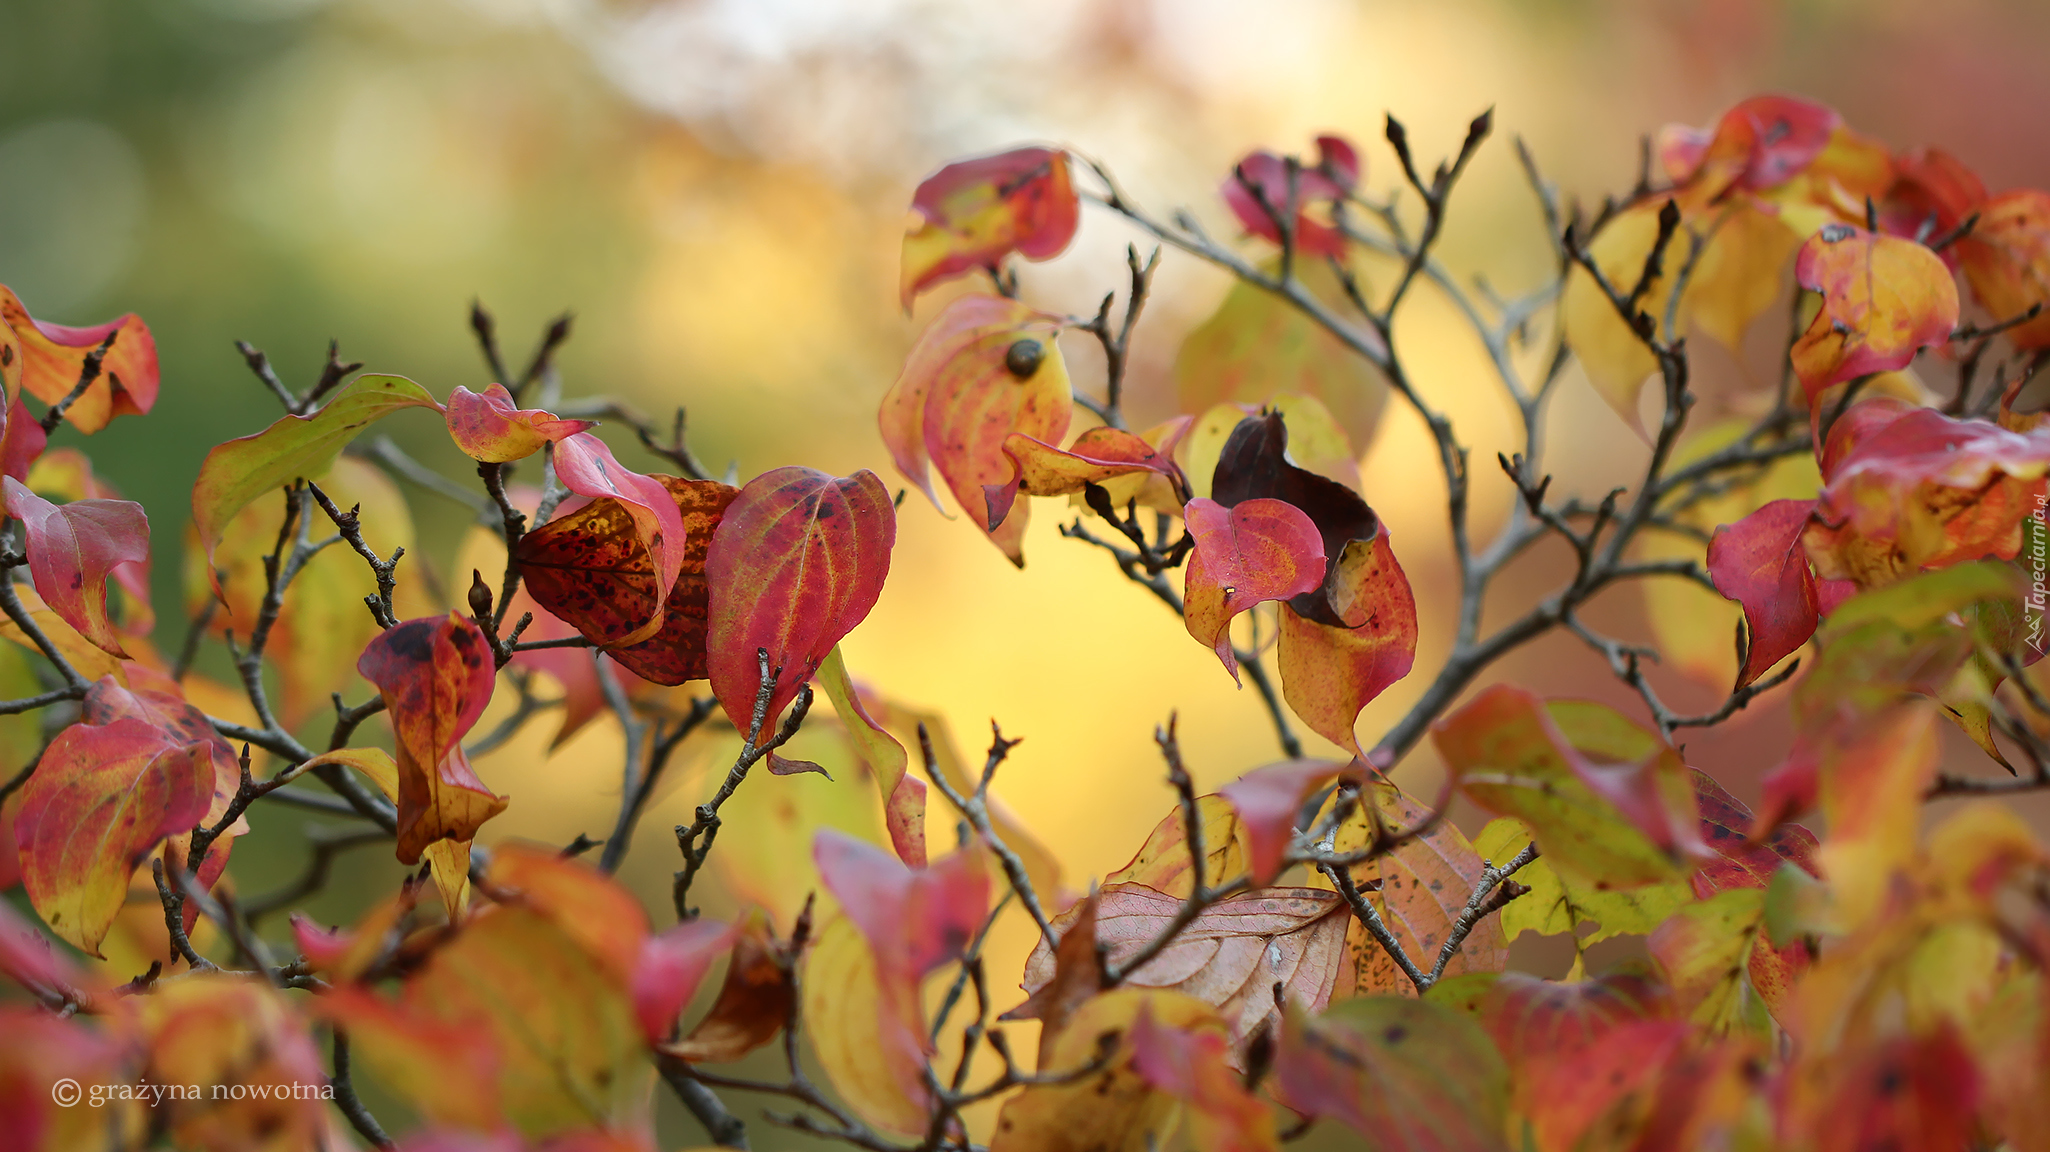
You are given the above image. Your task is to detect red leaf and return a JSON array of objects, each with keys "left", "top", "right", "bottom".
[
  {"left": 1883, "top": 147, "right": 1986, "bottom": 246},
  {"left": 516, "top": 477, "right": 738, "bottom": 682},
  {"left": 1215, "top": 759, "right": 1360, "bottom": 884},
  {"left": 0, "top": 286, "right": 158, "bottom": 434},
  {"left": 0, "top": 396, "right": 46, "bottom": 488},
  {"left": 1690, "top": 771, "right": 1818, "bottom": 1005},
  {"left": 3, "top": 477, "right": 147, "bottom": 658},
  {"left": 1788, "top": 1025, "right": 1981, "bottom": 1152},
  {"left": 1128, "top": 1005, "right": 1278, "bottom": 1152},
  {"left": 1706, "top": 497, "right": 1828, "bottom": 688},
  {"left": 1273, "top": 996, "right": 1509, "bottom": 1152},
  {"left": 0, "top": 895, "right": 82, "bottom": 996},
  {"left": 881, "top": 295, "right": 1071, "bottom": 563},
  {"left": 664, "top": 911, "right": 796, "bottom": 1064},
  {"left": 1959, "top": 189, "right": 2050, "bottom": 350},
  {"left": 1222, "top": 147, "right": 1349, "bottom": 257},
  {"left": 1183, "top": 497, "right": 1325, "bottom": 680},
  {"left": 446, "top": 384, "right": 595, "bottom": 463},
  {"left": 1658, "top": 95, "right": 1840, "bottom": 196},
  {"left": 632, "top": 918, "right": 738, "bottom": 1043},
  {"left": 1275, "top": 529, "right": 1417, "bottom": 756},
  {"left": 812, "top": 829, "right": 987, "bottom": 985},
  {"left": 901, "top": 146, "right": 1078, "bottom": 309},
  {"left": 983, "top": 426, "right": 1189, "bottom": 531},
  {"left": 357, "top": 613, "right": 504, "bottom": 864},
  {"left": 1210, "top": 411, "right": 1382, "bottom": 627},
  {"left": 1791, "top": 224, "right": 1959, "bottom": 405},
  {"left": 13, "top": 718, "right": 213, "bottom": 955},
  {"left": 705, "top": 467, "right": 893, "bottom": 735},
  {"left": 551, "top": 433, "right": 691, "bottom": 647}
]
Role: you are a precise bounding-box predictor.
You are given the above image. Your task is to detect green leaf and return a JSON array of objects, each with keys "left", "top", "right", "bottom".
[
  {"left": 191, "top": 374, "right": 442, "bottom": 589},
  {"left": 1648, "top": 887, "right": 1772, "bottom": 1036},
  {"left": 1474, "top": 818, "right": 1690, "bottom": 945}
]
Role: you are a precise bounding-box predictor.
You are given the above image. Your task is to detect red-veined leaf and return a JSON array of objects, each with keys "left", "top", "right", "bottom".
[
  {"left": 901, "top": 146, "right": 1078, "bottom": 309},
  {"left": 357, "top": 613, "right": 504, "bottom": 864},
  {"left": 4, "top": 477, "right": 147, "bottom": 657},
  {"left": 1184, "top": 497, "right": 1325, "bottom": 681},
  {"left": 446, "top": 384, "right": 596, "bottom": 463},
  {"left": 0, "top": 286, "right": 157, "bottom": 434},
  {"left": 705, "top": 467, "right": 893, "bottom": 734}
]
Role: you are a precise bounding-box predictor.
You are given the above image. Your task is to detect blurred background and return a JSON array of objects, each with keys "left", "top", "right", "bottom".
[{"left": 9, "top": 0, "right": 2050, "bottom": 1142}]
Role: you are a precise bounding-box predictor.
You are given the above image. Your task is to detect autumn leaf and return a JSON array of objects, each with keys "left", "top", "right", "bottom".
[
  {"left": 4, "top": 477, "right": 148, "bottom": 658},
  {"left": 1275, "top": 528, "right": 1417, "bottom": 755},
  {"left": 0, "top": 286, "right": 158, "bottom": 434},
  {"left": 1273, "top": 996, "right": 1510, "bottom": 1152},
  {"left": 802, "top": 915, "right": 933, "bottom": 1137},
  {"left": 398, "top": 905, "right": 647, "bottom": 1136},
  {"left": 813, "top": 830, "right": 987, "bottom": 985},
  {"left": 1780, "top": 1025, "right": 1981, "bottom": 1152},
  {"left": 316, "top": 984, "right": 505, "bottom": 1130},
  {"left": 516, "top": 477, "right": 738, "bottom": 681},
  {"left": 1329, "top": 783, "right": 1509, "bottom": 995},
  {"left": 1958, "top": 189, "right": 2050, "bottom": 350},
  {"left": 1127, "top": 1003, "right": 1277, "bottom": 1152},
  {"left": 1689, "top": 772, "right": 1818, "bottom": 1007},
  {"left": 900, "top": 146, "right": 1078, "bottom": 308},
  {"left": 1173, "top": 261, "right": 1387, "bottom": 450},
  {"left": 1647, "top": 888, "right": 1773, "bottom": 1035},
  {"left": 1790, "top": 224, "right": 1959, "bottom": 405},
  {"left": 1000, "top": 889, "right": 1103, "bottom": 1061},
  {"left": 135, "top": 973, "right": 331, "bottom": 1151},
  {"left": 983, "top": 426, "right": 1188, "bottom": 532},
  {"left": 663, "top": 910, "right": 794, "bottom": 1063},
  {"left": 1214, "top": 758, "right": 1359, "bottom": 884},
  {"left": 1706, "top": 497, "right": 1842, "bottom": 688},
  {"left": 1182, "top": 396, "right": 1364, "bottom": 501},
  {"left": 191, "top": 373, "right": 441, "bottom": 594},
  {"left": 1813, "top": 701, "right": 1941, "bottom": 927},
  {"left": 817, "top": 646, "right": 925, "bottom": 867},
  {"left": 991, "top": 989, "right": 1224, "bottom": 1152},
  {"left": 1477, "top": 966, "right": 1681, "bottom": 1152},
  {"left": 445, "top": 384, "right": 595, "bottom": 463},
  {"left": 1183, "top": 497, "right": 1326, "bottom": 682},
  {"left": 551, "top": 432, "right": 692, "bottom": 648},
  {"left": 1104, "top": 794, "right": 1251, "bottom": 899},
  {"left": 1473, "top": 818, "right": 1688, "bottom": 949},
  {"left": 1018, "top": 881, "right": 1346, "bottom": 1062},
  {"left": 0, "top": 1006, "right": 141, "bottom": 1151},
  {"left": 881, "top": 294, "right": 1071, "bottom": 563},
  {"left": 1220, "top": 139, "right": 1355, "bottom": 257},
  {"left": 632, "top": 917, "right": 738, "bottom": 1044},
  {"left": 1883, "top": 147, "right": 1986, "bottom": 248},
  {"left": 1209, "top": 411, "right": 1380, "bottom": 626},
  {"left": 357, "top": 613, "right": 506, "bottom": 864},
  {"left": 704, "top": 467, "right": 893, "bottom": 733},
  {"left": 0, "top": 582, "right": 129, "bottom": 684},
  {"left": 1435, "top": 688, "right": 1704, "bottom": 887},
  {"left": 1804, "top": 404, "right": 2050, "bottom": 589},
  {"left": 13, "top": 718, "right": 212, "bottom": 956},
  {"left": 0, "top": 396, "right": 46, "bottom": 492}
]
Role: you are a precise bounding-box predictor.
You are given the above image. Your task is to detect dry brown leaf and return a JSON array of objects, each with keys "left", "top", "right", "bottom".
[
  {"left": 1017, "top": 882, "right": 1346, "bottom": 1062},
  {"left": 663, "top": 911, "right": 794, "bottom": 1064}
]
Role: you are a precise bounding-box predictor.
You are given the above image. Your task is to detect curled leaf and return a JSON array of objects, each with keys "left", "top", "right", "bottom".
[
  {"left": 551, "top": 433, "right": 692, "bottom": 648},
  {"left": 983, "top": 426, "right": 1188, "bottom": 531},
  {"left": 881, "top": 294, "right": 1070, "bottom": 563},
  {"left": 357, "top": 613, "right": 504, "bottom": 864},
  {"left": 1183, "top": 497, "right": 1326, "bottom": 681},
  {"left": 4, "top": 477, "right": 148, "bottom": 658},
  {"left": 1791, "top": 224, "right": 1959, "bottom": 405},
  {"left": 663, "top": 911, "right": 794, "bottom": 1063},
  {"left": 901, "top": 146, "right": 1078, "bottom": 309},
  {"left": 0, "top": 286, "right": 157, "bottom": 434},
  {"left": 446, "top": 384, "right": 595, "bottom": 463}
]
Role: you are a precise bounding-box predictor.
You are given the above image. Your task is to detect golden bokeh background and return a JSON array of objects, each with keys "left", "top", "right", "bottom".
[{"left": 10, "top": 0, "right": 2050, "bottom": 1143}]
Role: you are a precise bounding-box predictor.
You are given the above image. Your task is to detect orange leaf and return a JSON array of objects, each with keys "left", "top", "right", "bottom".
[
  {"left": 1274, "top": 530, "right": 1417, "bottom": 756},
  {"left": 135, "top": 973, "right": 331, "bottom": 1150},
  {"left": 999, "top": 889, "right": 1102, "bottom": 1062},
  {"left": 1791, "top": 224, "right": 1959, "bottom": 405},
  {"left": 881, "top": 295, "right": 1070, "bottom": 563},
  {"left": 983, "top": 426, "right": 1188, "bottom": 532},
  {"left": 1331, "top": 782, "right": 1508, "bottom": 996},
  {"left": 990, "top": 989, "right": 1226, "bottom": 1152},
  {"left": 0, "top": 286, "right": 157, "bottom": 434},
  {"left": 900, "top": 146, "right": 1077, "bottom": 308},
  {"left": 1104, "top": 793, "right": 1250, "bottom": 899},
  {"left": 357, "top": 613, "right": 505, "bottom": 864},
  {"left": 1128, "top": 1003, "right": 1278, "bottom": 1152},
  {"left": 1959, "top": 189, "right": 2050, "bottom": 350},
  {"left": 705, "top": 468, "right": 893, "bottom": 734}
]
